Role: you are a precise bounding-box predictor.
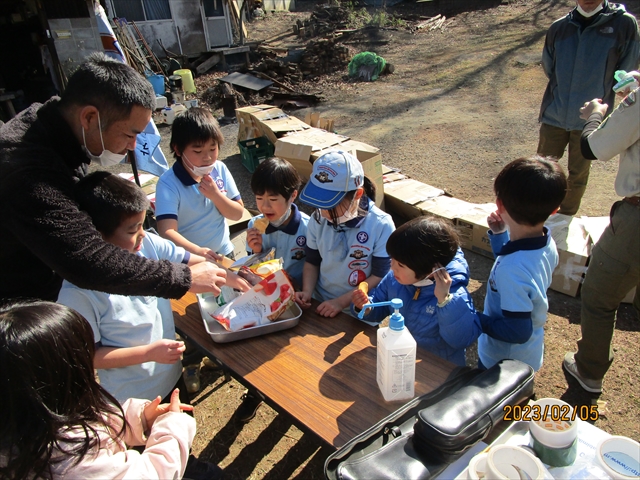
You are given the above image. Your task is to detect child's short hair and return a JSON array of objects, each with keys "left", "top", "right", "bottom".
[
  {"left": 494, "top": 156, "right": 567, "bottom": 226},
  {"left": 169, "top": 107, "right": 224, "bottom": 161},
  {"left": 386, "top": 216, "right": 460, "bottom": 279},
  {"left": 75, "top": 172, "right": 149, "bottom": 236},
  {"left": 251, "top": 157, "right": 302, "bottom": 200}
]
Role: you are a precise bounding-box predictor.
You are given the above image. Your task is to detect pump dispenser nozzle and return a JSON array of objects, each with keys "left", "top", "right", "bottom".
[{"left": 358, "top": 298, "right": 403, "bottom": 320}]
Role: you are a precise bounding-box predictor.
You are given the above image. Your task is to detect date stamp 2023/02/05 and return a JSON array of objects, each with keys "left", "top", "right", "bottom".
[{"left": 503, "top": 404, "right": 599, "bottom": 422}]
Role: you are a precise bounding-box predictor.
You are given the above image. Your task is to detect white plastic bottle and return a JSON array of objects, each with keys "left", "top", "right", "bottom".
[{"left": 375, "top": 299, "right": 416, "bottom": 402}]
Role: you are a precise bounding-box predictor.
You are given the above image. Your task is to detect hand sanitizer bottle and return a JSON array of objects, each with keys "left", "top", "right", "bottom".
[{"left": 359, "top": 298, "right": 416, "bottom": 402}]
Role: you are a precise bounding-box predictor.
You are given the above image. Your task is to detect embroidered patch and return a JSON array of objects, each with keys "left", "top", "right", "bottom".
[
  {"left": 315, "top": 171, "right": 333, "bottom": 183},
  {"left": 291, "top": 249, "right": 306, "bottom": 260},
  {"left": 349, "top": 259, "right": 370, "bottom": 270},
  {"left": 349, "top": 249, "right": 368, "bottom": 259},
  {"left": 296, "top": 235, "right": 307, "bottom": 246},
  {"left": 348, "top": 269, "right": 367, "bottom": 286},
  {"left": 356, "top": 231, "right": 369, "bottom": 243}
]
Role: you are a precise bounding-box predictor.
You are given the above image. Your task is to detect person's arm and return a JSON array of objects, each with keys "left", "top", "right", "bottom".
[
  {"left": 540, "top": 27, "right": 555, "bottom": 80},
  {"left": 198, "top": 174, "right": 245, "bottom": 220},
  {"left": 6, "top": 168, "right": 191, "bottom": 298},
  {"left": 294, "top": 260, "right": 319, "bottom": 308},
  {"left": 479, "top": 265, "right": 535, "bottom": 344},
  {"left": 94, "top": 340, "right": 185, "bottom": 369},
  {"left": 477, "top": 311, "right": 533, "bottom": 344},
  {"left": 317, "top": 273, "right": 384, "bottom": 318},
  {"left": 157, "top": 218, "right": 219, "bottom": 261},
  {"left": 67, "top": 397, "right": 195, "bottom": 479},
  {"left": 351, "top": 272, "right": 392, "bottom": 324},
  {"left": 616, "top": 16, "right": 640, "bottom": 74},
  {"left": 436, "top": 288, "right": 482, "bottom": 350},
  {"left": 580, "top": 94, "right": 640, "bottom": 161}
]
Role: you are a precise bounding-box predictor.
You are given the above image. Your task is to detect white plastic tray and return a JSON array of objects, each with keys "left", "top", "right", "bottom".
[{"left": 197, "top": 293, "right": 302, "bottom": 343}]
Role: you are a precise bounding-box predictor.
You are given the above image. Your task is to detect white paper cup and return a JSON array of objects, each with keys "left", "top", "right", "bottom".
[
  {"left": 596, "top": 436, "right": 640, "bottom": 479},
  {"left": 485, "top": 445, "right": 545, "bottom": 480}
]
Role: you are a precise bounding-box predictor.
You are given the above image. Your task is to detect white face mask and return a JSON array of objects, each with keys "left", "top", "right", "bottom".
[
  {"left": 576, "top": 2, "right": 603, "bottom": 17},
  {"left": 269, "top": 201, "right": 293, "bottom": 228},
  {"left": 81, "top": 112, "right": 126, "bottom": 166},
  {"left": 182, "top": 153, "right": 215, "bottom": 178},
  {"left": 333, "top": 197, "right": 359, "bottom": 225}
]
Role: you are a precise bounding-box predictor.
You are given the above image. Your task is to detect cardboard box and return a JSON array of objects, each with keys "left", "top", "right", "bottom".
[
  {"left": 274, "top": 129, "right": 349, "bottom": 182},
  {"left": 417, "top": 195, "right": 475, "bottom": 223},
  {"left": 545, "top": 214, "right": 590, "bottom": 297},
  {"left": 581, "top": 215, "right": 636, "bottom": 304},
  {"left": 383, "top": 179, "right": 445, "bottom": 219},
  {"left": 455, "top": 203, "right": 496, "bottom": 259},
  {"left": 236, "top": 105, "right": 309, "bottom": 144},
  {"left": 236, "top": 105, "right": 276, "bottom": 142}
]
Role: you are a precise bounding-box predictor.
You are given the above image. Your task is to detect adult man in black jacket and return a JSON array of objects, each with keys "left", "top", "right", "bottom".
[{"left": 0, "top": 53, "right": 226, "bottom": 302}]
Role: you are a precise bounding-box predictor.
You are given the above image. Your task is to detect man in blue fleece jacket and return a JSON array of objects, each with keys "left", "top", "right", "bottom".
[{"left": 537, "top": 0, "right": 639, "bottom": 215}]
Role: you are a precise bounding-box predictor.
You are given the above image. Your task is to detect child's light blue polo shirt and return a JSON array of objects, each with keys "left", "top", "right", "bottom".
[
  {"left": 478, "top": 227, "right": 558, "bottom": 371},
  {"left": 247, "top": 204, "right": 309, "bottom": 286},
  {"left": 155, "top": 160, "right": 241, "bottom": 256},
  {"left": 57, "top": 233, "right": 187, "bottom": 403},
  {"left": 306, "top": 198, "right": 394, "bottom": 303}
]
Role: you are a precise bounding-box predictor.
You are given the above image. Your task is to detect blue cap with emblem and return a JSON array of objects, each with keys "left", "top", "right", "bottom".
[{"left": 299, "top": 150, "right": 364, "bottom": 209}]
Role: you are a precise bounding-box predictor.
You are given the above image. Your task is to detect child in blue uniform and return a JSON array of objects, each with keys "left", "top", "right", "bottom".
[
  {"left": 57, "top": 173, "right": 240, "bottom": 405},
  {"left": 156, "top": 107, "right": 244, "bottom": 260},
  {"left": 294, "top": 151, "right": 395, "bottom": 318},
  {"left": 246, "top": 157, "right": 309, "bottom": 287},
  {"left": 478, "top": 156, "right": 567, "bottom": 371},
  {"left": 352, "top": 216, "right": 481, "bottom": 366}
]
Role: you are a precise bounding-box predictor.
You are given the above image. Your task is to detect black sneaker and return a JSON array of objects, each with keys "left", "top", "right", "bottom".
[
  {"left": 184, "top": 454, "right": 223, "bottom": 480},
  {"left": 236, "top": 391, "right": 263, "bottom": 423}
]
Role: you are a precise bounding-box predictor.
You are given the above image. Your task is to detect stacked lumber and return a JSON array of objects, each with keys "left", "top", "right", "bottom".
[
  {"left": 294, "top": 4, "right": 350, "bottom": 38},
  {"left": 300, "top": 37, "right": 350, "bottom": 77},
  {"left": 251, "top": 58, "right": 303, "bottom": 85}
]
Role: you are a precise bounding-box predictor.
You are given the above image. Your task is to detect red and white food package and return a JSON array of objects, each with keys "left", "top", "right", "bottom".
[{"left": 210, "top": 270, "right": 294, "bottom": 332}]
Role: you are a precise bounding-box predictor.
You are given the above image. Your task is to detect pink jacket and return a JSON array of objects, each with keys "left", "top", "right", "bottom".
[{"left": 50, "top": 398, "right": 195, "bottom": 479}]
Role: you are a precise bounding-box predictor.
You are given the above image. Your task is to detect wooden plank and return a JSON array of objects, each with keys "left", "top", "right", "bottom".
[
  {"left": 196, "top": 53, "right": 222, "bottom": 75},
  {"left": 172, "top": 293, "right": 457, "bottom": 448}
]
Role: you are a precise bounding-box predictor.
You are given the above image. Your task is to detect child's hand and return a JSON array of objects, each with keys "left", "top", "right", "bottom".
[
  {"left": 198, "top": 174, "right": 222, "bottom": 200},
  {"left": 199, "top": 247, "right": 221, "bottom": 263},
  {"left": 294, "top": 291, "right": 312, "bottom": 309},
  {"left": 143, "top": 388, "right": 194, "bottom": 430},
  {"left": 146, "top": 339, "right": 186, "bottom": 364},
  {"left": 352, "top": 288, "right": 370, "bottom": 310},
  {"left": 487, "top": 210, "right": 507, "bottom": 234},
  {"left": 316, "top": 299, "right": 343, "bottom": 318},
  {"left": 226, "top": 271, "right": 251, "bottom": 292},
  {"left": 246, "top": 227, "right": 263, "bottom": 254},
  {"left": 431, "top": 263, "right": 452, "bottom": 304}
]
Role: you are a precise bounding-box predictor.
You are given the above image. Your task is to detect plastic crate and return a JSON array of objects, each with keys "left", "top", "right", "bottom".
[{"left": 238, "top": 137, "right": 275, "bottom": 173}]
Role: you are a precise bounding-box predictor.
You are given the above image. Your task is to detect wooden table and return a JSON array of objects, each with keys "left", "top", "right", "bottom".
[{"left": 172, "top": 293, "right": 459, "bottom": 449}]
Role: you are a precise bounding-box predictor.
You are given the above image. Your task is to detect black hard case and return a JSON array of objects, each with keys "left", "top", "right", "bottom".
[{"left": 324, "top": 359, "right": 534, "bottom": 480}]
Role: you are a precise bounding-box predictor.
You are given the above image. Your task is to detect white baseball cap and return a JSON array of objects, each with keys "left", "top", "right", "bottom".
[{"left": 299, "top": 150, "right": 364, "bottom": 209}]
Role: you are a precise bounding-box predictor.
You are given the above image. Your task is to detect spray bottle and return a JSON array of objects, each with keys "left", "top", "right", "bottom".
[
  {"left": 358, "top": 298, "right": 416, "bottom": 402},
  {"left": 613, "top": 70, "right": 640, "bottom": 94}
]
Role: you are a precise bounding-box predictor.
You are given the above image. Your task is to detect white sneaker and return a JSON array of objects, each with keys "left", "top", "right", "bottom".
[{"left": 563, "top": 352, "right": 602, "bottom": 393}]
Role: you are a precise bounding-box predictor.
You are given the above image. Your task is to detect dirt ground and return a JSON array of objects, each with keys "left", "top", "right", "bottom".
[{"left": 156, "top": 0, "right": 640, "bottom": 477}]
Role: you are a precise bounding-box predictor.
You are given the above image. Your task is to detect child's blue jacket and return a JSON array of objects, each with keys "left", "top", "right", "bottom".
[{"left": 351, "top": 249, "right": 481, "bottom": 366}]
